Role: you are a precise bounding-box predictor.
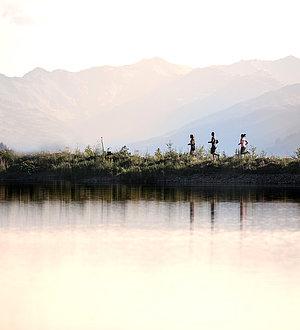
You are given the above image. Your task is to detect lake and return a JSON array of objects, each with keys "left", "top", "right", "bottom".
[{"left": 0, "top": 184, "right": 299, "bottom": 330}]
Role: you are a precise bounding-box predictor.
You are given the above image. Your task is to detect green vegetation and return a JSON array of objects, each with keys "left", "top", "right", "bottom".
[{"left": 0, "top": 145, "right": 299, "bottom": 184}]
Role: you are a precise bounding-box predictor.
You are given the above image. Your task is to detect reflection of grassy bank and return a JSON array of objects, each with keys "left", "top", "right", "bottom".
[
  {"left": 0, "top": 183, "right": 299, "bottom": 203},
  {"left": 0, "top": 147, "right": 299, "bottom": 186}
]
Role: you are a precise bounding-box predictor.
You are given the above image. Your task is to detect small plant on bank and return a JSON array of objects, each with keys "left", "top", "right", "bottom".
[
  {"left": 260, "top": 150, "right": 267, "bottom": 158},
  {"left": 194, "top": 146, "right": 207, "bottom": 160},
  {"left": 294, "top": 147, "right": 300, "bottom": 159},
  {"left": 0, "top": 148, "right": 17, "bottom": 170}
]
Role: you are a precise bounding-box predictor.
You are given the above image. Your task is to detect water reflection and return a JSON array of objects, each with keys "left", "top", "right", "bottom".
[
  {"left": 210, "top": 198, "right": 216, "bottom": 231},
  {"left": 0, "top": 184, "right": 299, "bottom": 330},
  {"left": 0, "top": 183, "right": 299, "bottom": 232},
  {"left": 239, "top": 197, "right": 247, "bottom": 230},
  {"left": 189, "top": 201, "right": 194, "bottom": 222},
  {"left": 0, "top": 183, "right": 299, "bottom": 203}
]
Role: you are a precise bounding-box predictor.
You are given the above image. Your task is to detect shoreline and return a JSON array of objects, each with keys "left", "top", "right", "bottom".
[
  {"left": 0, "top": 172, "right": 299, "bottom": 187},
  {"left": 0, "top": 149, "right": 299, "bottom": 187}
]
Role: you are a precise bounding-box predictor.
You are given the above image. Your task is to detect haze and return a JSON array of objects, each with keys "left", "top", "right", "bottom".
[{"left": 1, "top": 0, "right": 300, "bottom": 76}]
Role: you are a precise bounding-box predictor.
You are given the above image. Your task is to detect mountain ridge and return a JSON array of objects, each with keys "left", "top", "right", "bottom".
[
  {"left": 0, "top": 56, "right": 299, "bottom": 153},
  {"left": 130, "top": 83, "right": 300, "bottom": 155}
]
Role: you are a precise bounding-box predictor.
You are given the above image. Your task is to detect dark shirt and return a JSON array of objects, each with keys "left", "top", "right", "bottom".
[
  {"left": 209, "top": 137, "right": 216, "bottom": 147},
  {"left": 189, "top": 138, "right": 195, "bottom": 150}
]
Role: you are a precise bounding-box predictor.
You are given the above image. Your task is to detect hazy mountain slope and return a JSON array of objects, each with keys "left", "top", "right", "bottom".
[
  {"left": 76, "top": 58, "right": 191, "bottom": 113},
  {"left": 217, "top": 55, "right": 300, "bottom": 85},
  {"left": 83, "top": 67, "right": 235, "bottom": 142},
  {"left": 0, "top": 83, "right": 68, "bottom": 149},
  {"left": 0, "top": 70, "right": 85, "bottom": 149},
  {"left": 87, "top": 69, "right": 280, "bottom": 143},
  {"left": 0, "top": 56, "right": 299, "bottom": 152},
  {"left": 168, "top": 71, "right": 281, "bottom": 128},
  {"left": 131, "top": 84, "right": 300, "bottom": 156},
  {"left": 0, "top": 58, "right": 190, "bottom": 150},
  {"left": 61, "top": 55, "right": 300, "bottom": 143}
]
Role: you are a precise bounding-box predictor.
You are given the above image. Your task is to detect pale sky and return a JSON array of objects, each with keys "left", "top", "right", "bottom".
[{"left": 0, "top": 0, "right": 299, "bottom": 76}]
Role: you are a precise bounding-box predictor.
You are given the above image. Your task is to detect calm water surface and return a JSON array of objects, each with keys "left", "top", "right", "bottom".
[{"left": 0, "top": 184, "right": 299, "bottom": 330}]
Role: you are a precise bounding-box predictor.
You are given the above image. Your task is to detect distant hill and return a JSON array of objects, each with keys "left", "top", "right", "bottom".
[
  {"left": 0, "top": 58, "right": 190, "bottom": 150},
  {"left": 131, "top": 84, "right": 300, "bottom": 156},
  {"left": 0, "top": 56, "right": 299, "bottom": 153},
  {"left": 215, "top": 55, "right": 300, "bottom": 85}
]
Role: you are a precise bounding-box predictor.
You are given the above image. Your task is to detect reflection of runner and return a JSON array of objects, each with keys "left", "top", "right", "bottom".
[
  {"left": 208, "top": 132, "right": 219, "bottom": 160},
  {"left": 188, "top": 134, "right": 195, "bottom": 155},
  {"left": 238, "top": 134, "right": 249, "bottom": 155},
  {"left": 189, "top": 201, "right": 194, "bottom": 223},
  {"left": 239, "top": 197, "right": 247, "bottom": 231},
  {"left": 210, "top": 198, "right": 215, "bottom": 231}
]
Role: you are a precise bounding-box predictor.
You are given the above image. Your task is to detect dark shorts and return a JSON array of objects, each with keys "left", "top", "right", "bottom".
[
  {"left": 210, "top": 146, "right": 216, "bottom": 154},
  {"left": 241, "top": 146, "right": 246, "bottom": 154}
]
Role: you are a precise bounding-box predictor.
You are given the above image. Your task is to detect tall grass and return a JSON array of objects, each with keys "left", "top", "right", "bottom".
[{"left": 0, "top": 146, "right": 299, "bottom": 181}]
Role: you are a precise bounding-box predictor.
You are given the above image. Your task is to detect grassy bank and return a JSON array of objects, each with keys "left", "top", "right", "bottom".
[{"left": 0, "top": 146, "right": 299, "bottom": 186}]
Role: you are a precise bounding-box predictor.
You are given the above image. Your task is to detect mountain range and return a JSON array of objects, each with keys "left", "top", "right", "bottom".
[{"left": 0, "top": 55, "right": 299, "bottom": 155}]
